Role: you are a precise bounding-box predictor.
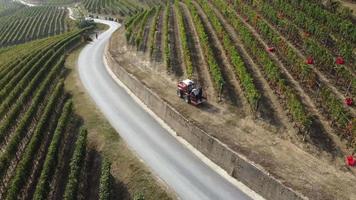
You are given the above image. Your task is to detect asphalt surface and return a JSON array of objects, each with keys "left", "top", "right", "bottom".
[{"left": 78, "top": 19, "right": 256, "bottom": 200}]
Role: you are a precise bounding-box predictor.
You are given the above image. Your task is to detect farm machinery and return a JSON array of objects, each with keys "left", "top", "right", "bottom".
[{"left": 177, "top": 79, "right": 206, "bottom": 106}]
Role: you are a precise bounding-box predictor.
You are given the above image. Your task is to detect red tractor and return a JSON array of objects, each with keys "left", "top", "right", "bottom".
[{"left": 177, "top": 79, "right": 206, "bottom": 106}]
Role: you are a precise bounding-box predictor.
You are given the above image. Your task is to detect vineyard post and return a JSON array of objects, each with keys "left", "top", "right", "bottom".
[
  {"left": 345, "top": 79, "right": 352, "bottom": 96},
  {"left": 255, "top": 98, "right": 260, "bottom": 113},
  {"left": 218, "top": 83, "right": 223, "bottom": 102}
]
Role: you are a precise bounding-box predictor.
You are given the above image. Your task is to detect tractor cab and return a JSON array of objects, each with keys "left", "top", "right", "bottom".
[{"left": 177, "top": 79, "right": 206, "bottom": 106}]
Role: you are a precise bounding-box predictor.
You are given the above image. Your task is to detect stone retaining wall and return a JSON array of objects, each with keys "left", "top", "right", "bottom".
[{"left": 105, "top": 49, "right": 307, "bottom": 200}]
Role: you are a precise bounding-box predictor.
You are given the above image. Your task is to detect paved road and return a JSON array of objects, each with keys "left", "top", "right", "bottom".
[{"left": 78, "top": 19, "right": 258, "bottom": 200}]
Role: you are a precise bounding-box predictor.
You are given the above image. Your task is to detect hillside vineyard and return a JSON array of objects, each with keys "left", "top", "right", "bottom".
[
  {"left": 125, "top": 0, "right": 355, "bottom": 148},
  {"left": 0, "top": 6, "right": 67, "bottom": 47}
]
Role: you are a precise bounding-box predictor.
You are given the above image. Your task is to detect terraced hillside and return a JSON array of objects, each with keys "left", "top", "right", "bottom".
[
  {"left": 0, "top": 30, "right": 111, "bottom": 200},
  {"left": 119, "top": 1, "right": 356, "bottom": 198},
  {"left": 0, "top": 0, "right": 24, "bottom": 16},
  {"left": 24, "top": 0, "right": 77, "bottom": 5},
  {"left": 0, "top": 6, "right": 68, "bottom": 47},
  {"left": 82, "top": 0, "right": 163, "bottom": 16},
  {"left": 126, "top": 0, "right": 356, "bottom": 148}
]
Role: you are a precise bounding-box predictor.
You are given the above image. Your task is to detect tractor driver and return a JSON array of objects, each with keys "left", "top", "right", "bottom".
[
  {"left": 191, "top": 87, "right": 202, "bottom": 101},
  {"left": 188, "top": 82, "right": 194, "bottom": 93}
]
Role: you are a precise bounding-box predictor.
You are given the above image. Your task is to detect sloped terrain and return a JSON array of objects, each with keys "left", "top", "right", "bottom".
[{"left": 111, "top": 0, "right": 356, "bottom": 199}]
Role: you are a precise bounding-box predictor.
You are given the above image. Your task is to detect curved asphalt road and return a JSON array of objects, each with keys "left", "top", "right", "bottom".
[{"left": 78, "top": 19, "right": 258, "bottom": 200}]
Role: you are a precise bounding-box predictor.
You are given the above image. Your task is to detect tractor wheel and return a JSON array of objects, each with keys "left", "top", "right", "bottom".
[
  {"left": 177, "top": 90, "right": 183, "bottom": 98},
  {"left": 184, "top": 95, "right": 190, "bottom": 103}
]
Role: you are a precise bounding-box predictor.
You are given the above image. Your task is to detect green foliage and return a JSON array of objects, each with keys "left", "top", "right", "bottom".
[
  {"left": 281, "top": 0, "right": 356, "bottom": 43},
  {"left": 33, "top": 101, "right": 73, "bottom": 200},
  {"left": 185, "top": 0, "right": 224, "bottom": 91},
  {"left": 0, "top": 6, "right": 67, "bottom": 47},
  {"left": 175, "top": 0, "right": 193, "bottom": 78},
  {"left": 6, "top": 81, "right": 65, "bottom": 200},
  {"left": 196, "top": 0, "right": 260, "bottom": 109},
  {"left": 83, "top": 0, "right": 145, "bottom": 16},
  {"left": 163, "top": 1, "right": 171, "bottom": 70},
  {"left": 233, "top": 0, "right": 353, "bottom": 131},
  {"left": 148, "top": 6, "right": 161, "bottom": 56},
  {"left": 63, "top": 127, "right": 88, "bottom": 200},
  {"left": 134, "top": 193, "right": 145, "bottom": 200},
  {"left": 212, "top": 0, "right": 312, "bottom": 130},
  {"left": 133, "top": 6, "right": 156, "bottom": 49},
  {"left": 125, "top": 10, "right": 148, "bottom": 42},
  {"left": 0, "top": 29, "right": 85, "bottom": 192},
  {"left": 257, "top": 0, "right": 355, "bottom": 92},
  {"left": 320, "top": 87, "right": 351, "bottom": 128},
  {"left": 78, "top": 19, "right": 96, "bottom": 28},
  {"left": 0, "top": 0, "right": 23, "bottom": 17},
  {"left": 99, "top": 159, "right": 111, "bottom": 200}
]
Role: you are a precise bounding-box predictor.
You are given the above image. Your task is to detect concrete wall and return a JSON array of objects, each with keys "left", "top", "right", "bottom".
[{"left": 105, "top": 51, "right": 307, "bottom": 200}]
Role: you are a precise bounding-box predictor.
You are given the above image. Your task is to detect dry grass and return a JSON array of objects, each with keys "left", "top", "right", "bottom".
[{"left": 340, "top": 0, "right": 356, "bottom": 15}]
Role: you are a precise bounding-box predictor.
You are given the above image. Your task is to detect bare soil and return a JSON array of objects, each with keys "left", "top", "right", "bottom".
[
  {"left": 153, "top": 8, "right": 164, "bottom": 62},
  {"left": 109, "top": 27, "right": 356, "bottom": 200},
  {"left": 168, "top": 5, "right": 184, "bottom": 77},
  {"left": 340, "top": 0, "right": 356, "bottom": 15},
  {"left": 82, "top": 149, "right": 102, "bottom": 200},
  {"left": 139, "top": 12, "right": 153, "bottom": 52}
]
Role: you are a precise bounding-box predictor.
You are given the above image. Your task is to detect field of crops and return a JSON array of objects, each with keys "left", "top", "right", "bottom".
[
  {"left": 0, "top": 31, "right": 111, "bottom": 200},
  {"left": 25, "top": 0, "right": 77, "bottom": 5},
  {"left": 0, "top": 5, "right": 67, "bottom": 47},
  {"left": 83, "top": 0, "right": 139, "bottom": 16},
  {"left": 125, "top": 0, "right": 356, "bottom": 151},
  {"left": 0, "top": 0, "right": 24, "bottom": 16},
  {"left": 82, "top": 0, "right": 163, "bottom": 16}
]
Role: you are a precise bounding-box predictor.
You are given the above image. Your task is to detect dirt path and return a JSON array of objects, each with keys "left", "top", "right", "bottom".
[
  {"left": 209, "top": 0, "right": 348, "bottom": 154},
  {"left": 168, "top": 5, "right": 184, "bottom": 77},
  {"left": 172, "top": 4, "right": 187, "bottom": 77},
  {"left": 154, "top": 8, "right": 164, "bottom": 63},
  {"left": 82, "top": 150, "right": 101, "bottom": 200},
  {"left": 140, "top": 13, "right": 154, "bottom": 52},
  {"left": 179, "top": 2, "right": 216, "bottom": 102},
  {"left": 192, "top": 1, "right": 248, "bottom": 115}
]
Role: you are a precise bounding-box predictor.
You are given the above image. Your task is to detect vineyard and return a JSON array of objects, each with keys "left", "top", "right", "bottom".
[
  {"left": 82, "top": 0, "right": 164, "bottom": 16},
  {"left": 125, "top": 0, "right": 355, "bottom": 146},
  {"left": 23, "top": 0, "right": 77, "bottom": 5},
  {"left": 0, "top": 6, "right": 67, "bottom": 47},
  {"left": 0, "top": 0, "right": 354, "bottom": 198},
  {"left": 119, "top": 0, "right": 356, "bottom": 198},
  {"left": 0, "top": 0, "right": 24, "bottom": 16},
  {"left": 0, "top": 30, "right": 111, "bottom": 199},
  {"left": 83, "top": 0, "right": 140, "bottom": 16}
]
